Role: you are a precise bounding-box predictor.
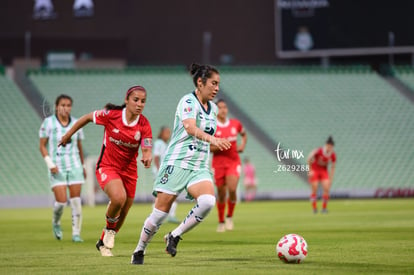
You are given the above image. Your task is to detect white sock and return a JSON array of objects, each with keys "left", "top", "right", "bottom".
[
  {"left": 169, "top": 201, "right": 178, "bottom": 218},
  {"left": 70, "top": 197, "right": 82, "bottom": 236},
  {"left": 53, "top": 201, "right": 66, "bottom": 225},
  {"left": 171, "top": 194, "right": 215, "bottom": 237},
  {"left": 134, "top": 208, "right": 168, "bottom": 252}
]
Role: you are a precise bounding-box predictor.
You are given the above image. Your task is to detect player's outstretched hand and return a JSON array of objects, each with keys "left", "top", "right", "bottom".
[
  {"left": 58, "top": 134, "right": 71, "bottom": 147},
  {"left": 212, "top": 137, "right": 231, "bottom": 151}
]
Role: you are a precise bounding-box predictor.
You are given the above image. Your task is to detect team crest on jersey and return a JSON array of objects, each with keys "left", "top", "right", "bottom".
[
  {"left": 231, "top": 127, "right": 237, "bottom": 135},
  {"left": 134, "top": 131, "right": 141, "bottom": 141},
  {"left": 96, "top": 109, "right": 109, "bottom": 117}
]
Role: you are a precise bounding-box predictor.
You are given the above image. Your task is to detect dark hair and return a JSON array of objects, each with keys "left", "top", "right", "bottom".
[
  {"left": 215, "top": 98, "right": 226, "bottom": 105},
  {"left": 104, "top": 85, "right": 147, "bottom": 110},
  {"left": 326, "top": 136, "right": 335, "bottom": 145},
  {"left": 189, "top": 63, "right": 219, "bottom": 87},
  {"left": 104, "top": 103, "right": 125, "bottom": 110},
  {"left": 55, "top": 94, "right": 73, "bottom": 107}
]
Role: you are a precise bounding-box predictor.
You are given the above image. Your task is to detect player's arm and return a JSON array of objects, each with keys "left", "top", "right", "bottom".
[
  {"left": 59, "top": 112, "right": 93, "bottom": 147},
  {"left": 307, "top": 149, "right": 317, "bottom": 167},
  {"left": 237, "top": 130, "right": 247, "bottom": 153},
  {"left": 329, "top": 162, "right": 335, "bottom": 183},
  {"left": 154, "top": 155, "right": 161, "bottom": 170},
  {"left": 77, "top": 139, "right": 86, "bottom": 178},
  {"left": 183, "top": 118, "right": 231, "bottom": 151},
  {"left": 39, "top": 137, "right": 58, "bottom": 174}
]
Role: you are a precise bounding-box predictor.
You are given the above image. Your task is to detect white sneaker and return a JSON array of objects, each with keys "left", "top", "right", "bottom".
[
  {"left": 96, "top": 239, "right": 113, "bottom": 257},
  {"left": 103, "top": 229, "right": 116, "bottom": 249},
  {"left": 225, "top": 217, "right": 234, "bottom": 231},
  {"left": 216, "top": 223, "right": 226, "bottom": 233}
]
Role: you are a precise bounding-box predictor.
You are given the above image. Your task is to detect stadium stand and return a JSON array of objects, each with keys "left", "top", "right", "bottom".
[
  {"left": 4, "top": 65, "right": 411, "bottom": 206},
  {"left": 0, "top": 73, "right": 50, "bottom": 206},
  {"left": 393, "top": 66, "right": 414, "bottom": 91},
  {"left": 220, "top": 66, "right": 414, "bottom": 197}
]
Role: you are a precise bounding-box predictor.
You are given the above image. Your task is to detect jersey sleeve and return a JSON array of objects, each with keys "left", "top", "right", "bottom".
[
  {"left": 331, "top": 152, "right": 337, "bottom": 163},
  {"left": 93, "top": 109, "right": 111, "bottom": 126},
  {"left": 179, "top": 95, "right": 197, "bottom": 121},
  {"left": 140, "top": 118, "right": 153, "bottom": 149},
  {"left": 153, "top": 140, "right": 162, "bottom": 156},
  {"left": 236, "top": 119, "right": 244, "bottom": 134},
  {"left": 39, "top": 118, "right": 50, "bottom": 138}
]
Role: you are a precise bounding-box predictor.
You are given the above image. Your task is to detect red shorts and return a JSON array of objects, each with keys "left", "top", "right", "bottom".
[
  {"left": 212, "top": 161, "right": 241, "bottom": 187},
  {"left": 96, "top": 167, "right": 138, "bottom": 198},
  {"left": 308, "top": 169, "right": 329, "bottom": 183}
]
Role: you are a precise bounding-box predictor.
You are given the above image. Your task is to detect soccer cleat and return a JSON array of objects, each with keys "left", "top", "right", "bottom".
[
  {"left": 164, "top": 232, "right": 182, "bottom": 257},
  {"left": 225, "top": 217, "right": 234, "bottom": 231},
  {"left": 103, "top": 229, "right": 116, "bottom": 249},
  {"left": 96, "top": 239, "right": 113, "bottom": 257},
  {"left": 216, "top": 222, "right": 226, "bottom": 233},
  {"left": 167, "top": 216, "right": 180, "bottom": 224},
  {"left": 131, "top": 250, "right": 145, "bottom": 265},
  {"left": 321, "top": 209, "right": 328, "bottom": 214},
  {"left": 313, "top": 208, "right": 318, "bottom": 214},
  {"left": 72, "top": 235, "right": 83, "bottom": 243},
  {"left": 53, "top": 224, "right": 63, "bottom": 240}
]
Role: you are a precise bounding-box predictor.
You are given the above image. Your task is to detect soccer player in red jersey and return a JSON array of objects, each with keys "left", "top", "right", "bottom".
[
  {"left": 59, "top": 86, "right": 153, "bottom": 256},
  {"left": 211, "top": 99, "right": 247, "bottom": 232},
  {"left": 307, "top": 136, "right": 336, "bottom": 214}
]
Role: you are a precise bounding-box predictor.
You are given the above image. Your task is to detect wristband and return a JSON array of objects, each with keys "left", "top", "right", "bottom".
[{"left": 44, "top": 156, "right": 57, "bottom": 169}]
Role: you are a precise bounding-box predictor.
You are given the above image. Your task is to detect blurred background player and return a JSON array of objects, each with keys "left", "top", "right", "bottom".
[
  {"left": 242, "top": 157, "right": 257, "bottom": 202},
  {"left": 59, "top": 86, "right": 152, "bottom": 256},
  {"left": 39, "top": 94, "right": 85, "bottom": 243},
  {"left": 307, "top": 136, "right": 336, "bottom": 214},
  {"left": 131, "top": 63, "right": 231, "bottom": 265},
  {"left": 152, "top": 126, "right": 179, "bottom": 223},
  {"left": 211, "top": 99, "right": 247, "bottom": 232}
]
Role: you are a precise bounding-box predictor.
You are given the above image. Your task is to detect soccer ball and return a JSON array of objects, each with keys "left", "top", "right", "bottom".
[{"left": 276, "top": 233, "right": 308, "bottom": 263}]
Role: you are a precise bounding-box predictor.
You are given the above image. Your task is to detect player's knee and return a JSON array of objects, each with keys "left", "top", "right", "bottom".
[{"left": 198, "top": 194, "right": 216, "bottom": 210}]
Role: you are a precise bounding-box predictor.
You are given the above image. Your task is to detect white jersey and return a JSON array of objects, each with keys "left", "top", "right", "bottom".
[
  {"left": 39, "top": 115, "right": 84, "bottom": 171},
  {"left": 162, "top": 92, "right": 218, "bottom": 170},
  {"left": 152, "top": 138, "right": 168, "bottom": 176}
]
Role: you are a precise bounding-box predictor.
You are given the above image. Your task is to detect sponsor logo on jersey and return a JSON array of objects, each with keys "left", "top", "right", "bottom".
[
  {"left": 109, "top": 137, "right": 139, "bottom": 148},
  {"left": 204, "top": 126, "right": 215, "bottom": 135},
  {"left": 188, "top": 144, "right": 208, "bottom": 153},
  {"left": 185, "top": 99, "right": 193, "bottom": 104},
  {"left": 134, "top": 131, "right": 141, "bottom": 141}
]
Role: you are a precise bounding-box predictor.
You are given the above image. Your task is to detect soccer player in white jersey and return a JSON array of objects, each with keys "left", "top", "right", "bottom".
[
  {"left": 131, "top": 63, "right": 231, "bottom": 265},
  {"left": 39, "top": 94, "right": 85, "bottom": 242},
  {"left": 153, "top": 126, "right": 179, "bottom": 223}
]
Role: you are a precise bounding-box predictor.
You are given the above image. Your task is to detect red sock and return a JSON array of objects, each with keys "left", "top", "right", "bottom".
[
  {"left": 105, "top": 214, "right": 120, "bottom": 231},
  {"left": 310, "top": 193, "right": 317, "bottom": 210},
  {"left": 217, "top": 202, "right": 226, "bottom": 223},
  {"left": 227, "top": 198, "right": 236, "bottom": 218},
  {"left": 322, "top": 194, "right": 329, "bottom": 209}
]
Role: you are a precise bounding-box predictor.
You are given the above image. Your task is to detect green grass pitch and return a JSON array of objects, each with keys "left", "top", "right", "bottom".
[{"left": 1, "top": 199, "right": 413, "bottom": 274}]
